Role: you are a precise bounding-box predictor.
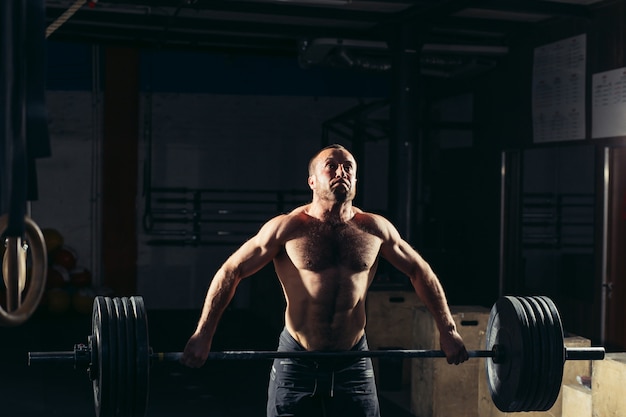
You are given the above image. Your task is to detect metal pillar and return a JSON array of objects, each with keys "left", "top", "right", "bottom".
[{"left": 388, "top": 25, "right": 422, "bottom": 244}]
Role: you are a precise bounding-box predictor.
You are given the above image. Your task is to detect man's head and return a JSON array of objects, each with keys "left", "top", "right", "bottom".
[{"left": 307, "top": 144, "right": 357, "bottom": 203}]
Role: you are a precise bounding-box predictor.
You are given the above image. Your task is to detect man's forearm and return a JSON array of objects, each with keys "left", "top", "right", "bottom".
[
  {"left": 195, "top": 267, "right": 241, "bottom": 337},
  {"left": 410, "top": 270, "right": 457, "bottom": 334}
]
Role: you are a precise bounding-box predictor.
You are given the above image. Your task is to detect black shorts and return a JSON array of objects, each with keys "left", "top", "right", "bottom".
[{"left": 266, "top": 328, "right": 380, "bottom": 417}]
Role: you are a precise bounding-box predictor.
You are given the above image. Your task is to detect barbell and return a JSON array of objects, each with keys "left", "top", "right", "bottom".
[{"left": 27, "top": 295, "right": 605, "bottom": 417}]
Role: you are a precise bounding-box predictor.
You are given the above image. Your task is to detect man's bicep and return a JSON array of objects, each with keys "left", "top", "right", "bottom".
[
  {"left": 380, "top": 233, "right": 431, "bottom": 280},
  {"left": 226, "top": 218, "right": 284, "bottom": 278}
]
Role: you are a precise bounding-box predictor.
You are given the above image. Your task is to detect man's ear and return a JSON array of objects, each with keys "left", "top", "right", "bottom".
[{"left": 307, "top": 175, "right": 315, "bottom": 189}]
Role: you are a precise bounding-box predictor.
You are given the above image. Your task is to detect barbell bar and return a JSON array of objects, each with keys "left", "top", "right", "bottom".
[
  {"left": 27, "top": 295, "right": 606, "bottom": 417},
  {"left": 29, "top": 345, "right": 604, "bottom": 364}
]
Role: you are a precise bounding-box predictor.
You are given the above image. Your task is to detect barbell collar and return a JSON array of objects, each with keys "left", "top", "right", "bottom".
[
  {"left": 565, "top": 347, "right": 605, "bottom": 361},
  {"left": 28, "top": 351, "right": 75, "bottom": 365},
  {"left": 28, "top": 344, "right": 91, "bottom": 368}
]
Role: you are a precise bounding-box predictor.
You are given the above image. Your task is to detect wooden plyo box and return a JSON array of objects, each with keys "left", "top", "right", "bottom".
[
  {"left": 562, "top": 384, "right": 592, "bottom": 417},
  {"left": 592, "top": 352, "right": 626, "bottom": 417},
  {"left": 411, "top": 305, "right": 490, "bottom": 417},
  {"left": 365, "top": 290, "right": 424, "bottom": 390}
]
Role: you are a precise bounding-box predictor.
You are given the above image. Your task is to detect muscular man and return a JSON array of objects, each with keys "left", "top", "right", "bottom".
[{"left": 182, "top": 144, "right": 469, "bottom": 416}]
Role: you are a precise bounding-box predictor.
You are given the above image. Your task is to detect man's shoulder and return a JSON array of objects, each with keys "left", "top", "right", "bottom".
[
  {"left": 281, "top": 205, "right": 313, "bottom": 224},
  {"left": 352, "top": 210, "right": 394, "bottom": 236},
  {"left": 287, "top": 204, "right": 311, "bottom": 216},
  {"left": 353, "top": 209, "right": 388, "bottom": 224},
  {"left": 263, "top": 205, "right": 311, "bottom": 234}
]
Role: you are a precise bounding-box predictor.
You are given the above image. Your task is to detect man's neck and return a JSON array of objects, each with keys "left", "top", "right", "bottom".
[{"left": 307, "top": 198, "right": 354, "bottom": 223}]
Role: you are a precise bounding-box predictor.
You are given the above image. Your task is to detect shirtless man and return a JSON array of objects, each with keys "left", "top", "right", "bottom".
[{"left": 181, "top": 144, "right": 469, "bottom": 416}]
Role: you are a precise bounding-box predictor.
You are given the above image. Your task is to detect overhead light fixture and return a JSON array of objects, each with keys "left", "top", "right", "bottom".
[
  {"left": 273, "top": 0, "right": 351, "bottom": 5},
  {"left": 454, "top": 8, "right": 551, "bottom": 22},
  {"left": 422, "top": 44, "right": 509, "bottom": 56},
  {"left": 299, "top": 38, "right": 388, "bottom": 63}
]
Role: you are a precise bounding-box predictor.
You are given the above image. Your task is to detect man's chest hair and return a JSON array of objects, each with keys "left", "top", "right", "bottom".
[{"left": 288, "top": 221, "right": 380, "bottom": 272}]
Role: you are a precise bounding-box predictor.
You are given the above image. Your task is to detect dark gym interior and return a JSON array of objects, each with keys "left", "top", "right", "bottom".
[{"left": 2, "top": 0, "right": 626, "bottom": 416}]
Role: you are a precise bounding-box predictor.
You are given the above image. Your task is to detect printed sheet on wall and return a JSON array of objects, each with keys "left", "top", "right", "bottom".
[{"left": 532, "top": 34, "right": 586, "bottom": 143}]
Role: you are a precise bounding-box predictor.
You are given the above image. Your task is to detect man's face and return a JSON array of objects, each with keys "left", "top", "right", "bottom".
[{"left": 308, "top": 148, "right": 357, "bottom": 202}]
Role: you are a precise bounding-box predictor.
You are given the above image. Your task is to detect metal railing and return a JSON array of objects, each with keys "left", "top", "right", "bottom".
[{"left": 142, "top": 187, "right": 310, "bottom": 246}]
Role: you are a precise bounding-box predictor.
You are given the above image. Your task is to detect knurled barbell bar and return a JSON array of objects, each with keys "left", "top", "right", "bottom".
[{"left": 27, "top": 295, "right": 606, "bottom": 417}]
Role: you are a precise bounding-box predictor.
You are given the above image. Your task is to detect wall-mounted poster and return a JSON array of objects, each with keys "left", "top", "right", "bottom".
[
  {"left": 592, "top": 67, "right": 626, "bottom": 139},
  {"left": 532, "top": 34, "right": 586, "bottom": 143}
]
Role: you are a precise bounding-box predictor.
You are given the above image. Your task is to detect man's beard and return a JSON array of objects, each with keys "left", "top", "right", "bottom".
[{"left": 319, "top": 182, "right": 354, "bottom": 203}]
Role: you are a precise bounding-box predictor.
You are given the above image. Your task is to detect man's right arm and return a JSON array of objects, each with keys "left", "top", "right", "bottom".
[
  {"left": 181, "top": 264, "right": 243, "bottom": 367},
  {"left": 180, "top": 214, "right": 289, "bottom": 368}
]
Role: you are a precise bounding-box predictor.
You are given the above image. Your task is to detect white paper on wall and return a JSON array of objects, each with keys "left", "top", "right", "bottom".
[
  {"left": 591, "top": 67, "right": 626, "bottom": 139},
  {"left": 532, "top": 34, "right": 586, "bottom": 143}
]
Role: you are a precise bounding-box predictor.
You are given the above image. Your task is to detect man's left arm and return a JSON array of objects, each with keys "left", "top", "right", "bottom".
[{"left": 377, "top": 216, "right": 469, "bottom": 365}]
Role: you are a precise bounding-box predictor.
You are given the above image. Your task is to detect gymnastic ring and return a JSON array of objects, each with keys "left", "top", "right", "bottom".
[{"left": 0, "top": 214, "right": 47, "bottom": 326}]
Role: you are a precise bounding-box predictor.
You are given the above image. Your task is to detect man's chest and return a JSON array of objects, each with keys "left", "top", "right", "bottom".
[{"left": 284, "top": 224, "right": 381, "bottom": 272}]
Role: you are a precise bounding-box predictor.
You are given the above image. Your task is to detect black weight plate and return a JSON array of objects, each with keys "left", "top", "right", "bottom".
[
  {"left": 104, "top": 297, "right": 119, "bottom": 417},
  {"left": 514, "top": 297, "right": 539, "bottom": 411},
  {"left": 519, "top": 296, "right": 547, "bottom": 411},
  {"left": 113, "top": 297, "right": 129, "bottom": 416},
  {"left": 537, "top": 297, "right": 564, "bottom": 408},
  {"left": 485, "top": 296, "right": 529, "bottom": 412},
  {"left": 523, "top": 297, "right": 551, "bottom": 411},
  {"left": 92, "top": 296, "right": 114, "bottom": 417},
  {"left": 526, "top": 296, "right": 554, "bottom": 411},
  {"left": 530, "top": 296, "right": 556, "bottom": 411},
  {"left": 507, "top": 296, "right": 534, "bottom": 412},
  {"left": 91, "top": 296, "right": 106, "bottom": 417},
  {"left": 130, "top": 296, "right": 150, "bottom": 417},
  {"left": 537, "top": 296, "right": 565, "bottom": 411},
  {"left": 121, "top": 297, "right": 138, "bottom": 416}
]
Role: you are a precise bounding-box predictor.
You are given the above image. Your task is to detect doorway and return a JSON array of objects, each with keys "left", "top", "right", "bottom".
[
  {"left": 501, "top": 145, "right": 599, "bottom": 342},
  {"left": 602, "top": 146, "right": 626, "bottom": 351}
]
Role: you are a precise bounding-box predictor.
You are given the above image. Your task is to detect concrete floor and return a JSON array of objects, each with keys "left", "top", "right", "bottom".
[{"left": 0, "top": 307, "right": 415, "bottom": 417}]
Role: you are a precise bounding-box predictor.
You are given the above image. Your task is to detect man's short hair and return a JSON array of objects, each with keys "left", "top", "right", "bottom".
[{"left": 308, "top": 144, "right": 348, "bottom": 176}]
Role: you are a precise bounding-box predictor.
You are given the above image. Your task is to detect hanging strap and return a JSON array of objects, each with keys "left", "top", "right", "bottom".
[{"left": 1, "top": 0, "right": 50, "bottom": 238}]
